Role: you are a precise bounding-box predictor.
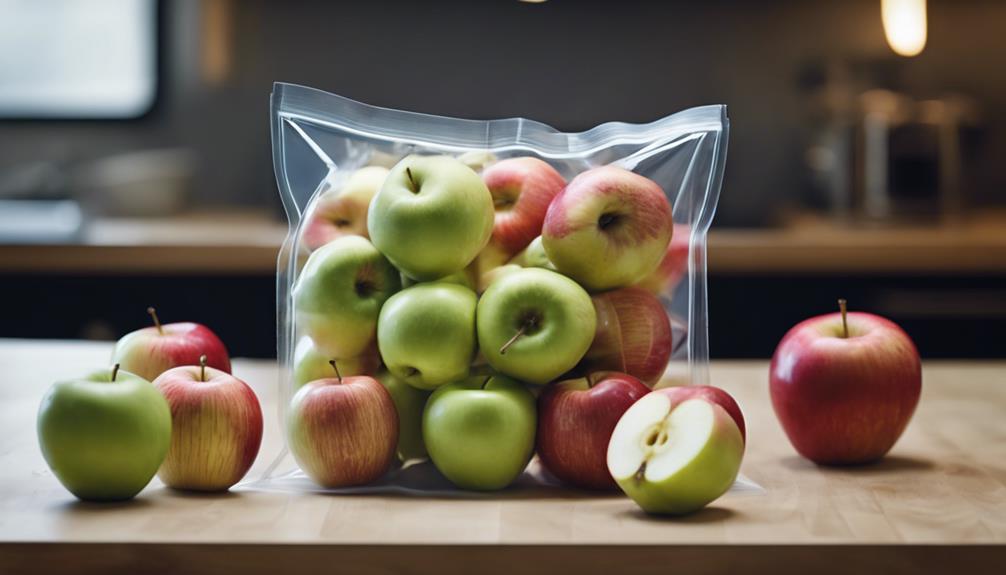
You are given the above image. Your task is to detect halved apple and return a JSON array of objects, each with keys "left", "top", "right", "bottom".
[{"left": 607, "top": 393, "right": 744, "bottom": 515}]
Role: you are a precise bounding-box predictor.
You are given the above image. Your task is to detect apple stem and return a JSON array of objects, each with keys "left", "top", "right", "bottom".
[
  {"left": 329, "top": 360, "right": 343, "bottom": 384},
  {"left": 838, "top": 298, "right": 848, "bottom": 338},
  {"left": 405, "top": 167, "right": 418, "bottom": 193},
  {"left": 199, "top": 354, "right": 207, "bottom": 382},
  {"left": 499, "top": 318, "right": 535, "bottom": 356},
  {"left": 482, "top": 376, "right": 492, "bottom": 390},
  {"left": 146, "top": 307, "right": 164, "bottom": 335},
  {"left": 111, "top": 363, "right": 120, "bottom": 382}
]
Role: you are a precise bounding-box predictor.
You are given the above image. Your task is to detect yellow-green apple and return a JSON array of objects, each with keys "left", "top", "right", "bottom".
[
  {"left": 657, "top": 385, "right": 746, "bottom": 442},
  {"left": 579, "top": 287, "right": 672, "bottom": 386},
  {"left": 537, "top": 371, "right": 650, "bottom": 490},
  {"left": 286, "top": 363, "right": 398, "bottom": 488},
  {"left": 153, "top": 356, "right": 263, "bottom": 491},
  {"left": 377, "top": 282, "right": 477, "bottom": 390},
  {"left": 457, "top": 150, "right": 497, "bottom": 172},
  {"left": 423, "top": 374, "right": 536, "bottom": 490},
  {"left": 769, "top": 300, "right": 921, "bottom": 465},
  {"left": 300, "top": 166, "right": 389, "bottom": 252},
  {"left": 607, "top": 390, "right": 745, "bottom": 515},
  {"left": 377, "top": 371, "right": 431, "bottom": 461},
  {"left": 293, "top": 235, "right": 401, "bottom": 359},
  {"left": 543, "top": 166, "right": 673, "bottom": 291},
  {"left": 400, "top": 268, "right": 476, "bottom": 291},
  {"left": 510, "top": 235, "right": 556, "bottom": 271},
  {"left": 470, "top": 240, "right": 515, "bottom": 293},
  {"left": 292, "top": 336, "right": 380, "bottom": 388},
  {"left": 367, "top": 155, "right": 494, "bottom": 280},
  {"left": 37, "top": 364, "right": 171, "bottom": 501},
  {"left": 111, "top": 307, "right": 231, "bottom": 382},
  {"left": 482, "top": 157, "right": 566, "bottom": 255},
  {"left": 636, "top": 224, "right": 690, "bottom": 295},
  {"left": 477, "top": 263, "right": 523, "bottom": 293},
  {"left": 477, "top": 268, "right": 596, "bottom": 385}
]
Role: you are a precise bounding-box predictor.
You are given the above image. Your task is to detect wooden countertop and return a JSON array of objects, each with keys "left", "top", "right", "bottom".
[
  {"left": 1, "top": 340, "right": 1003, "bottom": 574},
  {"left": 2, "top": 211, "right": 1005, "bottom": 275}
]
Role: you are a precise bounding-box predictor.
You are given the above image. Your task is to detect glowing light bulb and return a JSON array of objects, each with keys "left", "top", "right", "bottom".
[{"left": 882, "top": 0, "right": 927, "bottom": 57}]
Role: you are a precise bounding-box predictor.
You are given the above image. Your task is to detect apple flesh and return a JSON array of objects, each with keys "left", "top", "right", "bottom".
[
  {"left": 423, "top": 375, "right": 536, "bottom": 490},
  {"left": 482, "top": 157, "right": 566, "bottom": 255},
  {"left": 377, "top": 282, "right": 478, "bottom": 390},
  {"left": 293, "top": 235, "right": 401, "bottom": 359},
  {"left": 579, "top": 287, "right": 672, "bottom": 386},
  {"left": 367, "top": 154, "right": 494, "bottom": 280},
  {"left": 607, "top": 393, "right": 744, "bottom": 515},
  {"left": 300, "top": 166, "right": 389, "bottom": 252},
  {"left": 287, "top": 372, "right": 398, "bottom": 488},
  {"left": 770, "top": 307, "right": 921, "bottom": 465},
  {"left": 477, "top": 268, "right": 596, "bottom": 385},
  {"left": 37, "top": 366, "right": 172, "bottom": 501},
  {"left": 111, "top": 308, "right": 231, "bottom": 382},
  {"left": 153, "top": 361, "right": 263, "bottom": 491},
  {"left": 537, "top": 371, "right": 650, "bottom": 490},
  {"left": 543, "top": 165, "right": 673, "bottom": 291},
  {"left": 657, "top": 385, "right": 746, "bottom": 442}
]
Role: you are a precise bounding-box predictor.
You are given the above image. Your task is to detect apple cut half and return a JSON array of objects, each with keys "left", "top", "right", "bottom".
[{"left": 607, "top": 394, "right": 744, "bottom": 515}]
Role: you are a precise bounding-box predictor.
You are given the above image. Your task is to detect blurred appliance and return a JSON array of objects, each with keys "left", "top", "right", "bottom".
[
  {"left": 75, "top": 148, "right": 196, "bottom": 217},
  {"left": 0, "top": 200, "right": 84, "bottom": 243},
  {"left": 808, "top": 89, "right": 980, "bottom": 223}
]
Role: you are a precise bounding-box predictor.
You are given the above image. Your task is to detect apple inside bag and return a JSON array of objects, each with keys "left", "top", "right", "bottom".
[{"left": 263, "top": 83, "right": 728, "bottom": 494}]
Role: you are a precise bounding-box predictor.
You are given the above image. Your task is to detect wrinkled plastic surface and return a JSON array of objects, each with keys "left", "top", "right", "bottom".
[{"left": 257, "top": 83, "right": 729, "bottom": 493}]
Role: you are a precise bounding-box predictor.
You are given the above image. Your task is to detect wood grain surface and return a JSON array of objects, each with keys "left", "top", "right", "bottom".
[{"left": 1, "top": 340, "right": 1003, "bottom": 574}]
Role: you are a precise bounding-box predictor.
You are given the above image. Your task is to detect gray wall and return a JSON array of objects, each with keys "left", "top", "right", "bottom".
[{"left": 1, "top": 0, "right": 1004, "bottom": 225}]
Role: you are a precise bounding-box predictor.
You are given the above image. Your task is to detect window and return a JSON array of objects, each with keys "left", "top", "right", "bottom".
[{"left": 0, "top": 0, "right": 157, "bottom": 119}]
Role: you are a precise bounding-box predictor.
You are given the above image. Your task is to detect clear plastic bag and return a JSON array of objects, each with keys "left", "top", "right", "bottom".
[{"left": 258, "top": 83, "right": 728, "bottom": 493}]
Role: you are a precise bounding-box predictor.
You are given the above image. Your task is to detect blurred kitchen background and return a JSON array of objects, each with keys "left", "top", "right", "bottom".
[{"left": 1, "top": 0, "right": 1004, "bottom": 359}]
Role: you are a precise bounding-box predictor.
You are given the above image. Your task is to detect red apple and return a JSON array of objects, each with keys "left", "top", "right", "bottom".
[
  {"left": 542, "top": 166, "right": 672, "bottom": 291},
  {"left": 287, "top": 363, "right": 398, "bottom": 488},
  {"left": 112, "top": 307, "right": 231, "bottom": 382},
  {"left": 579, "top": 287, "right": 672, "bottom": 386},
  {"left": 482, "top": 157, "right": 566, "bottom": 255},
  {"left": 153, "top": 356, "right": 263, "bottom": 491},
  {"left": 537, "top": 371, "right": 650, "bottom": 490},
  {"left": 300, "top": 166, "right": 388, "bottom": 252},
  {"left": 636, "top": 223, "right": 690, "bottom": 295},
  {"left": 769, "top": 300, "right": 921, "bottom": 465},
  {"left": 655, "top": 385, "right": 746, "bottom": 442}
]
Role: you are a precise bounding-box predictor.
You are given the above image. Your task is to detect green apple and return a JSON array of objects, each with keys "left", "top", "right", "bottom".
[
  {"left": 367, "top": 155, "right": 494, "bottom": 280},
  {"left": 37, "top": 365, "right": 172, "bottom": 501},
  {"left": 607, "top": 392, "right": 744, "bottom": 515},
  {"left": 377, "top": 371, "right": 431, "bottom": 461},
  {"left": 377, "top": 282, "right": 478, "bottom": 390},
  {"left": 457, "top": 150, "right": 497, "bottom": 172},
  {"left": 292, "top": 336, "right": 380, "bottom": 388},
  {"left": 510, "top": 235, "right": 556, "bottom": 270},
  {"left": 400, "top": 268, "right": 476, "bottom": 291},
  {"left": 423, "top": 375, "right": 536, "bottom": 490},
  {"left": 477, "top": 268, "right": 596, "bottom": 385},
  {"left": 477, "top": 263, "right": 523, "bottom": 293},
  {"left": 293, "top": 235, "right": 401, "bottom": 359}
]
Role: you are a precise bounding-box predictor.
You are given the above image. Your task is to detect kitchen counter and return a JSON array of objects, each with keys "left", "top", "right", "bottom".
[
  {"left": 1, "top": 340, "right": 1003, "bottom": 574},
  {"left": 2, "top": 210, "right": 1006, "bottom": 275}
]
